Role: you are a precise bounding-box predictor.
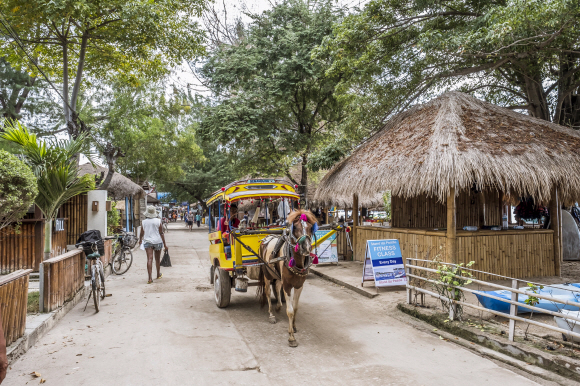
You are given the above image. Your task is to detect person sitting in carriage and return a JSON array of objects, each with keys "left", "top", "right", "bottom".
[{"left": 218, "top": 204, "right": 240, "bottom": 259}]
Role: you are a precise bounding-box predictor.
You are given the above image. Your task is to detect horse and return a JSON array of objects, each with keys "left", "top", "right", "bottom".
[{"left": 247, "top": 209, "right": 318, "bottom": 347}]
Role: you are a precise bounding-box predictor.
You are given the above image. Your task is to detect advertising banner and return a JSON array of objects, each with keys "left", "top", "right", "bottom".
[
  {"left": 314, "top": 230, "right": 338, "bottom": 264},
  {"left": 365, "top": 239, "right": 406, "bottom": 287}
]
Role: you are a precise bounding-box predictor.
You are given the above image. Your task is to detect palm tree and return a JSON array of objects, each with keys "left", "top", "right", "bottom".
[{"left": 1, "top": 121, "right": 95, "bottom": 259}]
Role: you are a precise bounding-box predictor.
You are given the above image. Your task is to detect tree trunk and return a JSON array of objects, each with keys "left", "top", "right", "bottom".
[
  {"left": 62, "top": 41, "right": 71, "bottom": 135},
  {"left": 70, "top": 34, "right": 88, "bottom": 115},
  {"left": 43, "top": 220, "right": 52, "bottom": 260},
  {"left": 300, "top": 154, "right": 308, "bottom": 207}
]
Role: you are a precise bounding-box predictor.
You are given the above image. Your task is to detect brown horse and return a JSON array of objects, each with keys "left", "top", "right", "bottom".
[{"left": 247, "top": 209, "right": 317, "bottom": 347}]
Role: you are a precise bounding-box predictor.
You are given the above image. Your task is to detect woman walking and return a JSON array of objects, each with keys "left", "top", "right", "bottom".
[{"left": 139, "top": 206, "right": 168, "bottom": 284}]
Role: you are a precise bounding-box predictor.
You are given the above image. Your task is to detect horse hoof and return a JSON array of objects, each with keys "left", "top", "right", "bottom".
[
  {"left": 288, "top": 339, "right": 298, "bottom": 348},
  {"left": 269, "top": 316, "right": 277, "bottom": 324},
  {"left": 275, "top": 305, "right": 281, "bottom": 312}
]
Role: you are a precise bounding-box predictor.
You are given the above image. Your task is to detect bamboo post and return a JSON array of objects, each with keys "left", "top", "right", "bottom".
[
  {"left": 549, "top": 187, "right": 562, "bottom": 276},
  {"left": 353, "top": 194, "right": 359, "bottom": 260},
  {"left": 446, "top": 187, "right": 457, "bottom": 263},
  {"left": 325, "top": 206, "right": 329, "bottom": 224}
]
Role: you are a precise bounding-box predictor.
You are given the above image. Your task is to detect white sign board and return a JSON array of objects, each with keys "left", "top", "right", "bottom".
[
  {"left": 314, "top": 230, "right": 338, "bottom": 264},
  {"left": 364, "top": 239, "right": 406, "bottom": 287}
]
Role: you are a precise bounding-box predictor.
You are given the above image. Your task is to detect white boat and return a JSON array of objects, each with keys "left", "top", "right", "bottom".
[{"left": 554, "top": 309, "right": 580, "bottom": 342}]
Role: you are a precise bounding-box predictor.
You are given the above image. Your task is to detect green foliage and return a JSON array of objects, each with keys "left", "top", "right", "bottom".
[
  {"left": 381, "top": 191, "right": 391, "bottom": 221},
  {"left": 0, "top": 149, "right": 38, "bottom": 231},
  {"left": 524, "top": 283, "right": 544, "bottom": 307},
  {"left": 156, "top": 141, "right": 239, "bottom": 208},
  {"left": 318, "top": 0, "right": 580, "bottom": 130},
  {"left": 107, "top": 201, "right": 120, "bottom": 235},
  {"left": 0, "top": 0, "right": 207, "bottom": 84},
  {"left": 84, "top": 80, "right": 204, "bottom": 183},
  {"left": 1, "top": 120, "right": 95, "bottom": 221},
  {"left": 198, "top": 0, "right": 347, "bottom": 188},
  {"left": 433, "top": 261, "right": 475, "bottom": 320}
]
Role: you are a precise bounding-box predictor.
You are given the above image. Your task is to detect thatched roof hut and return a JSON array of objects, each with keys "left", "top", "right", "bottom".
[
  {"left": 315, "top": 92, "right": 580, "bottom": 207},
  {"left": 79, "top": 164, "right": 144, "bottom": 200}
]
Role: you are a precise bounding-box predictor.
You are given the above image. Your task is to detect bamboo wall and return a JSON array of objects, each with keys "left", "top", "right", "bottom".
[
  {"left": 59, "top": 194, "right": 88, "bottom": 245},
  {"left": 41, "top": 250, "right": 85, "bottom": 313},
  {"left": 0, "top": 269, "right": 32, "bottom": 346},
  {"left": 337, "top": 229, "right": 353, "bottom": 260},
  {"left": 354, "top": 226, "right": 555, "bottom": 280},
  {"left": 0, "top": 220, "right": 68, "bottom": 273},
  {"left": 392, "top": 189, "right": 502, "bottom": 229}
]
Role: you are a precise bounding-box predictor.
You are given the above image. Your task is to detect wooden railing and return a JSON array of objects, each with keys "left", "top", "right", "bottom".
[
  {"left": 0, "top": 219, "right": 68, "bottom": 273},
  {"left": 59, "top": 194, "right": 88, "bottom": 245},
  {"left": 0, "top": 269, "right": 32, "bottom": 346},
  {"left": 40, "top": 250, "right": 85, "bottom": 313}
]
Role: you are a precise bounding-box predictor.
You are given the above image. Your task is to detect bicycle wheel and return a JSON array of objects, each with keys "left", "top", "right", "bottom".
[
  {"left": 113, "top": 249, "right": 133, "bottom": 275},
  {"left": 92, "top": 265, "right": 100, "bottom": 312}
]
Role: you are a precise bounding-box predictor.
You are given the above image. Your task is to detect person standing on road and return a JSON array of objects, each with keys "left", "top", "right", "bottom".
[
  {"left": 195, "top": 213, "right": 201, "bottom": 227},
  {"left": 184, "top": 211, "right": 189, "bottom": 227},
  {"left": 139, "top": 206, "right": 168, "bottom": 284},
  {"left": 187, "top": 212, "right": 194, "bottom": 231}
]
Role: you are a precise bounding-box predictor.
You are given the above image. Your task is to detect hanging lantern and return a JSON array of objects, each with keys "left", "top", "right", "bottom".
[{"left": 221, "top": 187, "right": 226, "bottom": 192}]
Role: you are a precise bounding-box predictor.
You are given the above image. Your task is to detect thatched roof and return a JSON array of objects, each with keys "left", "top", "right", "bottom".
[
  {"left": 315, "top": 92, "right": 580, "bottom": 207},
  {"left": 79, "top": 164, "right": 144, "bottom": 199}
]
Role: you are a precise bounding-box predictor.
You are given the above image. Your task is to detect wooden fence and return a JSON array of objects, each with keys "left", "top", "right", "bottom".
[
  {"left": 0, "top": 269, "right": 32, "bottom": 346},
  {"left": 59, "top": 194, "right": 88, "bottom": 245},
  {"left": 353, "top": 226, "right": 555, "bottom": 280},
  {"left": 0, "top": 219, "right": 68, "bottom": 273},
  {"left": 40, "top": 250, "right": 85, "bottom": 313},
  {"left": 336, "top": 230, "right": 353, "bottom": 260}
]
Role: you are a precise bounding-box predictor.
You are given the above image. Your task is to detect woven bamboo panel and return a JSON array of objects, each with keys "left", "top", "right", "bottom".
[
  {"left": 354, "top": 226, "right": 555, "bottom": 279},
  {"left": 59, "top": 194, "right": 88, "bottom": 245},
  {"left": 391, "top": 188, "right": 503, "bottom": 229},
  {"left": 0, "top": 269, "right": 31, "bottom": 346},
  {"left": 0, "top": 223, "right": 36, "bottom": 274}
]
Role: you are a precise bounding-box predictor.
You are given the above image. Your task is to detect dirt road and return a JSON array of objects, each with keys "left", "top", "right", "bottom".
[{"left": 6, "top": 223, "right": 544, "bottom": 385}]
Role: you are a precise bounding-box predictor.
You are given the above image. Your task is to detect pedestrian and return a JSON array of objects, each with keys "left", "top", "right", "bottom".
[
  {"left": 195, "top": 213, "right": 201, "bottom": 227},
  {"left": 139, "top": 205, "right": 168, "bottom": 284},
  {"left": 188, "top": 212, "right": 194, "bottom": 231},
  {"left": 184, "top": 211, "right": 189, "bottom": 227}
]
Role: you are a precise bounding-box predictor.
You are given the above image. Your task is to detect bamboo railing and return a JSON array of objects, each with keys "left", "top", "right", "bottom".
[
  {"left": 40, "top": 250, "right": 85, "bottom": 313},
  {"left": 0, "top": 269, "right": 32, "bottom": 346},
  {"left": 0, "top": 219, "right": 68, "bottom": 273}
]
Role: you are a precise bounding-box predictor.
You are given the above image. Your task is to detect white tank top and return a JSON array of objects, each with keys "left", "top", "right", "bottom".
[{"left": 142, "top": 218, "right": 163, "bottom": 244}]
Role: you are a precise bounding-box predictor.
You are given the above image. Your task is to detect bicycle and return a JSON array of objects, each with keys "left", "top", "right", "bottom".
[
  {"left": 110, "top": 231, "right": 136, "bottom": 275},
  {"left": 162, "top": 217, "right": 169, "bottom": 233},
  {"left": 77, "top": 239, "right": 106, "bottom": 312}
]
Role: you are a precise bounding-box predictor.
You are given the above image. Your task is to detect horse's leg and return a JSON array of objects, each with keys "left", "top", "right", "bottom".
[
  {"left": 291, "top": 286, "right": 303, "bottom": 333},
  {"left": 264, "top": 275, "right": 276, "bottom": 324},
  {"left": 275, "top": 279, "right": 283, "bottom": 312},
  {"left": 285, "top": 287, "right": 298, "bottom": 347}
]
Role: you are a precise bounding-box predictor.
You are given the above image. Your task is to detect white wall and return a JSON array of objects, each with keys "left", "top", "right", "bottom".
[{"left": 87, "top": 190, "right": 108, "bottom": 237}]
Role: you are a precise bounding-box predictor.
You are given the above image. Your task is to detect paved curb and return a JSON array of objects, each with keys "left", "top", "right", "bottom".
[
  {"left": 7, "top": 285, "right": 89, "bottom": 364},
  {"left": 310, "top": 267, "right": 378, "bottom": 299}
]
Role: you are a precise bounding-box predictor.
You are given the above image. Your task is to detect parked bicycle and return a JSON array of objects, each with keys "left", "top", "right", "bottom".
[
  {"left": 110, "top": 231, "right": 137, "bottom": 275},
  {"left": 76, "top": 238, "right": 106, "bottom": 312},
  {"left": 162, "top": 217, "right": 169, "bottom": 233}
]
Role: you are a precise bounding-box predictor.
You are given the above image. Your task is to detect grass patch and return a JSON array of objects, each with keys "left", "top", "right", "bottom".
[{"left": 27, "top": 291, "right": 39, "bottom": 314}]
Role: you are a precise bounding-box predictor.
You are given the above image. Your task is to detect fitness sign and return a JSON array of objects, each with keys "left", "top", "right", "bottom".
[{"left": 362, "top": 239, "right": 406, "bottom": 287}]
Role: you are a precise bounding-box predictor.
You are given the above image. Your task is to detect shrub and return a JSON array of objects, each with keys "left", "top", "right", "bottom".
[{"left": 0, "top": 149, "right": 38, "bottom": 231}]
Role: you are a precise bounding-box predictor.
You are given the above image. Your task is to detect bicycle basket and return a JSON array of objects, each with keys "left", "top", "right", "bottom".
[
  {"left": 76, "top": 229, "right": 105, "bottom": 256},
  {"left": 122, "top": 233, "right": 138, "bottom": 249}
]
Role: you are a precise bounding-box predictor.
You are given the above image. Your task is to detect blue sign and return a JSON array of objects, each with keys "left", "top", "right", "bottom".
[{"left": 364, "top": 239, "right": 406, "bottom": 287}]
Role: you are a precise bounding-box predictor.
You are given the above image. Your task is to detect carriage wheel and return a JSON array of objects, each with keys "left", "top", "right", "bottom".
[{"left": 214, "top": 267, "right": 231, "bottom": 308}]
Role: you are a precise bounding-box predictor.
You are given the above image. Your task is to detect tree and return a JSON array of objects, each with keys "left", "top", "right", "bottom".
[
  {"left": 319, "top": 0, "right": 580, "bottom": 129},
  {"left": 0, "top": 0, "right": 207, "bottom": 138},
  {"left": 0, "top": 149, "right": 37, "bottom": 232},
  {"left": 156, "top": 142, "right": 239, "bottom": 212},
  {"left": 197, "top": 0, "right": 346, "bottom": 197},
  {"left": 1, "top": 121, "right": 95, "bottom": 259},
  {"left": 82, "top": 80, "right": 204, "bottom": 186}
]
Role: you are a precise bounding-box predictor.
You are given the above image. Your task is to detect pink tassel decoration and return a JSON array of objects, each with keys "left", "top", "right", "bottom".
[
  {"left": 294, "top": 244, "right": 300, "bottom": 252},
  {"left": 311, "top": 253, "right": 319, "bottom": 265},
  {"left": 300, "top": 214, "right": 308, "bottom": 221},
  {"left": 289, "top": 258, "right": 296, "bottom": 267}
]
